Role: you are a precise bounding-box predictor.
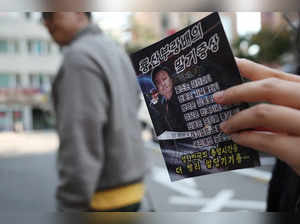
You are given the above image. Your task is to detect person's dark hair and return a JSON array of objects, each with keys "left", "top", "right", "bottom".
[
  {"left": 151, "top": 66, "right": 172, "bottom": 87},
  {"left": 41, "top": 12, "right": 92, "bottom": 21},
  {"left": 41, "top": 12, "right": 53, "bottom": 21},
  {"left": 85, "top": 12, "right": 92, "bottom": 21}
]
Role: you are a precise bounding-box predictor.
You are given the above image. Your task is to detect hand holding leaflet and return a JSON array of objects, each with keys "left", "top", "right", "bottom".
[{"left": 214, "top": 58, "right": 300, "bottom": 175}]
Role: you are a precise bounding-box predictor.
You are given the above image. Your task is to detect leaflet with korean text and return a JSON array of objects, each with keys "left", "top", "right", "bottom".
[{"left": 131, "top": 12, "right": 260, "bottom": 181}]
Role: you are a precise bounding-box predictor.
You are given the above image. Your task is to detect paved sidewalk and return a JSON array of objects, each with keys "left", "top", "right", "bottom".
[{"left": 0, "top": 131, "right": 58, "bottom": 157}]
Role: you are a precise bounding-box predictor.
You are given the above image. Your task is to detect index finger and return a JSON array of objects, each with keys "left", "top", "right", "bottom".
[
  {"left": 236, "top": 58, "right": 300, "bottom": 83},
  {"left": 213, "top": 77, "right": 300, "bottom": 109}
]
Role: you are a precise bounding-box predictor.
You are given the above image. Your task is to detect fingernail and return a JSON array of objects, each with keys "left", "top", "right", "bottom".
[
  {"left": 213, "top": 91, "right": 224, "bottom": 103},
  {"left": 230, "top": 134, "right": 239, "bottom": 141},
  {"left": 220, "top": 122, "right": 228, "bottom": 132}
]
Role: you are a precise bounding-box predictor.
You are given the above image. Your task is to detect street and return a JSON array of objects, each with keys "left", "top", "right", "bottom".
[{"left": 0, "top": 131, "right": 274, "bottom": 212}]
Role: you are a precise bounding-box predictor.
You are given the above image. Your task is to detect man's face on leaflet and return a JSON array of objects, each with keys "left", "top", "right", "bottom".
[{"left": 154, "top": 70, "right": 173, "bottom": 100}]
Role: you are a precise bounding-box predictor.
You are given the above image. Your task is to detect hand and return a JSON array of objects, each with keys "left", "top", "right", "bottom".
[{"left": 213, "top": 58, "right": 300, "bottom": 175}]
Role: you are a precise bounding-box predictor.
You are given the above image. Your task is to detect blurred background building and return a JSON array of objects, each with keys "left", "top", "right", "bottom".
[
  {"left": 0, "top": 12, "right": 62, "bottom": 131},
  {"left": 127, "top": 12, "right": 238, "bottom": 53}
]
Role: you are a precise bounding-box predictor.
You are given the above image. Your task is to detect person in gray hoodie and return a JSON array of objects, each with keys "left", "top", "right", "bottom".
[{"left": 42, "top": 12, "right": 148, "bottom": 211}]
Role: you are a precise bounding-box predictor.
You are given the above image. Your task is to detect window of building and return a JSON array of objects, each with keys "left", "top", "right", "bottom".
[
  {"left": 47, "top": 42, "right": 52, "bottom": 54},
  {"left": 39, "top": 75, "right": 43, "bottom": 87},
  {"left": 0, "top": 40, "right": 8, "bottom": 53},
  {"left": 29, "top": 73, "right": 51, "bottom": 92},
  {"left": 0, "top": 40, "right": 19, "bottom": 54},
  {"left": 40, "top": 75, "right": 51, "bottom": 93},
  {"left": 0, "top": 111, "right": 8, "bottom": 131},
  {"left": 29, "top": 74, "right": 40, "bottom": 88},
  {"left": 0, "top": 74, "right": 12, "bottom": 88},
  {"left": 9, "top": 40, "right": 19, "bottom": 53},
  {"left": 27, "top": 40, "right": 50, "bottom": 56},
  {"left": 15, "top": 74, "right": 22, "bottom": 88}
]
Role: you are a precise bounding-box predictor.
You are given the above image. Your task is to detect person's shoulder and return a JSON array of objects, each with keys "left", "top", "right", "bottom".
[
  {"left": 62, "top": 34, "right": 103, "bottom": 66},
  {"left": 61, "top": 43, "right": 100, "bottom": 77},
  {"left": 72, "top": 29, "right": 115, "bottom": 53},
  {"left": 63, "top": 39, "right": 92, "bottom": 59},
  {"left": 64, "top": 31, "right": 122, "bottom": 64},
  {"left": 62, "top": 46, "right": 90, "bottom": 68}
]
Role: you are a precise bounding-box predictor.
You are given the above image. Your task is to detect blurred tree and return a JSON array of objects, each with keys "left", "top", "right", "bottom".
[
  {"left": 252, "top": 27, "right": 292, "bottom": 63},
  {"left": 232, "top": 34, "right": 257, "bottom": 62},
  {"left": 232, "top": 27, "right": 292, "bottom": 65},
  {"left": 283, "top": 12, "right": 300, "bottom": 73}
]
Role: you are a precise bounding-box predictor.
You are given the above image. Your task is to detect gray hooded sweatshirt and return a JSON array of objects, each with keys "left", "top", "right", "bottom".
[{"left": 52, "top": 24, "right": 148, "bottom": 211}]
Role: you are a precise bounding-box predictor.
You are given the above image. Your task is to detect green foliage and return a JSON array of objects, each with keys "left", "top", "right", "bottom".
[
  {"left": 232, "top": 27, "right": 293, "bottom": 64},
  {"left": 232, "top": 34, "right": 257, "bottom": 62}
]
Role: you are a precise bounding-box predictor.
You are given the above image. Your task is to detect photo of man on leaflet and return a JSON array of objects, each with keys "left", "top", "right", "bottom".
[{"left": 151, "top": 66, "right": 187, "bottom": 135}]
